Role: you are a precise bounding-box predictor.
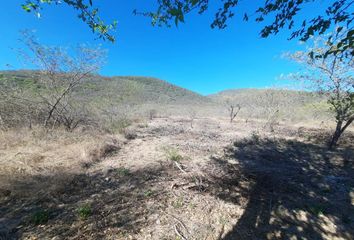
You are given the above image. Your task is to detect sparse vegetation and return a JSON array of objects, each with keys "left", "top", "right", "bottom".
[
  {"left": 2, "top": 3, "right": 354, "bottom": 239},
  {"left": 123, "top": 128, "right": 138, "bottom": 140},
  {"left": 9, "top": 31, "right": 106, "bottom": 131},
  {"left": 1, "top": 115, "right": 353, "bottom": 239},
  {"left": 1, "top": 66, "right": 353, "bottom": 240},
  {"left": 116, "top": 167, "right": 130, "bottom": 176},
  {"left": 307, "top": 204, "right": 327, "bottom": 216},
  {"left": 77, "top": 204, "right": 92, "bottom": 220},
  {"left": 164, "top": 147, "right": 183, "bottom": 162},
  {"left": 143, "top": 189, "right": 154, "bottom": 197},
  {"left": 171, "top": 197, "right": 184, "bottom": 208},
  {"left": 31, "top": 210, "right": 49, "bottom": 225}
]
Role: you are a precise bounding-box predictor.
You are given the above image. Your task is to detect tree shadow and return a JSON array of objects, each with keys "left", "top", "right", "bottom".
[
  {"left": 205, "top": 136, "right": 354, "bottom": 239},
  {"left": 1, "top": 134, "right": 353, "bottom": 240},
  {"left": 0, "top": 165, "right": 173, "bottom": 239}
]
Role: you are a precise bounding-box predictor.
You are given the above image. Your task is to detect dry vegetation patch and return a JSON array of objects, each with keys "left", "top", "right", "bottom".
[
  {"left": 0, "top": 118, "right": 353, "bottom": 239},
  {"left": 0, "top": 128, "right": 122, "bottom": 196}
]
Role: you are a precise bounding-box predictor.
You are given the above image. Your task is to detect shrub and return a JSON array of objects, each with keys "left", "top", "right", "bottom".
[
  {"left": 164, "top": 147, "right": 183, "bottom": 162},
  {"left": 144, "top": 189, "right": 154, "bottom": 197},
  {"left": 307, "top": 204, "right": 327, "bottom": 216},
  {"left": 123, "top": 128, "right": 137, "bottom": 140},
  {"left": 108, "top": 118, "right": 132, "bottom": 134},
  {"left": 31, "top": 210, "right": 49, "bottom": 225},
  {"left": 77, "top": 204, "right": 92, "bottom": 220},
  {"left": 116, "top": 167, "right": 130, "bottom": 176},
  {"left": 87, "top": 141, "right": 120, "bottom": 162}
]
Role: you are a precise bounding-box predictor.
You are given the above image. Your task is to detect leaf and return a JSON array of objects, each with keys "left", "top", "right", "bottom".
[
  {"left": 169, "top": 8, "right": 180, "bottom": 17},
  {"left": 21, "top": 4, "right": 32, "bottom": 12},
  {"left": 243, "top": 13, "right": 249, "bottom": 21},
  {"left": 190, "top": 0, "right": 198, "bottom": 6},
  {"left": 309, "top": 51, "right": 314, "bottom": 59},
  {"left": 178, "top": 13, "right": 185, "bottom": 23},
  {"left": 336, "top": 26, "right": 343, "bottom": 33}
]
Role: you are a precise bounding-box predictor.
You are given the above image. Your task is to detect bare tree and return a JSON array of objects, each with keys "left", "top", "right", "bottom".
[
  {"left": 19, "top": 30, "right": 106, "bottom": 130},
  {"left": 226, "top": 99, "right": 241, "bottom": 123},
  {"left": 286, "top": 30, "right": 354, "bottom": 149},
  {"left": 187, "top": 108, "right": 197, "bottom": 128},
  {"left": 261, "top": 89, "right": 282, "bottom": 132}
]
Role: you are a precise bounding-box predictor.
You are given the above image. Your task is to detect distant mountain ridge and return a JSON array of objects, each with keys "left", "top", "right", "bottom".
[
  {"left": 0, "top": 70, "right": 212, "bottom": 106},
  {"left": 0, "top": 70, "right": 329, "bottom": 121}
]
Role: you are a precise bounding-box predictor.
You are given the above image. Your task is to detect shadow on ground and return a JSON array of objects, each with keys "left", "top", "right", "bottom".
[
  {"left": 1, "top": 134, "right": 353, "bottom": 240},
  {"left": 0, "top": 165, "right": 173, "bottom": 239},
  {"left": 206, "top": 136, "right": 354, "bottom": 239}
]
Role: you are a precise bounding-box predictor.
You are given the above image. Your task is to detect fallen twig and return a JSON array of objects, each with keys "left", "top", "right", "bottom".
[
  {"left": 168, "top": 213, "right": 189, "bottom": 233},
  {"left": 174, "top": 161, "right": 187, "bottom": 174},
  {"left": 174, "top": 224, "right": 188, "bottom": 240}
]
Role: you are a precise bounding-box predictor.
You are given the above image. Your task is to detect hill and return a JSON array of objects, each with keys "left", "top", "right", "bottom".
[
  {"left": 0, "top": 70, "right": 219, "bottom": 130},
  {"left": 0, "top": 70, "right": 330, "bottom": 126},
  {"left": 208, "top": 88, "right": 330, "bottom": 121},
  {"left": 209, "top": 88, "right": 323, "bottom": 104},
  {"left": 0, "top": 70, "right": 211, "bottom": 106}
]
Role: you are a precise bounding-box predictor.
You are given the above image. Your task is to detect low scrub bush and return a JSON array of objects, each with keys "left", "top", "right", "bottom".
[
  {"left": 123, "top": 128, "right": 137, "bottom": 140},
  {"left": 164, "top": 147, "right": 183, "bottom": 162},
  {"left": 86, "top": 140, "right": 121, "bottom": 162},
  {"left": 77, "top": 204, "right": 92, "bottom": 220},
  {"left": 107, "top": 118, "right": 132, "bottom": 134},
  {"left": 116, "top": 167, "right": 130, "bottom": 176},
  {"left": 31, "top": 210, "right": 49, "bottom": 225}
]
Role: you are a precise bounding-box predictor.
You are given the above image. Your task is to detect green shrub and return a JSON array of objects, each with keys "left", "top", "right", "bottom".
[
  {"left": 31, "top": 210, "right": 49, "bottom": 225},
  {"left": 172, "top": 197, "right": 184, "bottom": 208},
  {"left": 77, "top": 204, "right": 92, "bottom": 220},
  {"left": 308, "top": 204, "right": 327, "bottom": 216},
  {"left": 117, "top": 167, "right": 130, "bottom": 176},
  {"left": 164, "top": 147, "right": 183, "bottom": 162},
  {"left": 144, "top": 189, "right": 154, "bottom": 197}
]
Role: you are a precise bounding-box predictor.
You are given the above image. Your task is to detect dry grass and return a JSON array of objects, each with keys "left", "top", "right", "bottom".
[
  {"left": 0, "top": 118, "right": 353, "bottom": 239},
  {"left": 0, "top": 127, "right": 122, "bottom": 196}
]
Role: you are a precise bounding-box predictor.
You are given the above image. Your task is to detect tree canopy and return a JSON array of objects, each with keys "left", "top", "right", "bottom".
[
  {"left": 22, "top": 0, "right": 353, "bottom": 56},
  {"left": 285, "top": 31, "right": 353, "bottom": 148}
]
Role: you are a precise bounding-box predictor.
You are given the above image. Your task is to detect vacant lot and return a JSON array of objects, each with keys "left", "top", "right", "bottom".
[{"left": 0, "top": 117, "right": 353, "bottom": 240}]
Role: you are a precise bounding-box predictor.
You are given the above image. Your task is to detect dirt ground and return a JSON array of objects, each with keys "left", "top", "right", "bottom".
[{"left": 0, "top": 117, "right": 353, "bottom": 240}]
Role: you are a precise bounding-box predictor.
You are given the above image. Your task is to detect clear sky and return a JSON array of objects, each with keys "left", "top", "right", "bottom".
[{"left": 1, "top": 0, "right": 312, "bottom": 95}]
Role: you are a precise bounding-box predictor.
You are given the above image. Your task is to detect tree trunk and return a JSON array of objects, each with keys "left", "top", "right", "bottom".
[
  {"left": 329, "top": 116, "right": 354, "bottom": 149},
  {"left": 329, "top": 121, "right": 342, "bottom": 149},
  {"left": 230, "top": 106, "right": 234, "bottom": 123}
]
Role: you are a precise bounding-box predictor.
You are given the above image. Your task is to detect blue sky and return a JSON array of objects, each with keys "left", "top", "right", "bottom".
[{"left": 0, "top": 0, "right": 311, "bottom": 95}]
